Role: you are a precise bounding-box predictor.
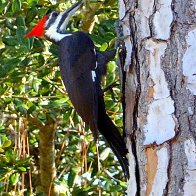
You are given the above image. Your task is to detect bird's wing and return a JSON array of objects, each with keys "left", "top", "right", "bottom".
[{"left": 59, "top": 32, "right": 98, "bottom": 139}]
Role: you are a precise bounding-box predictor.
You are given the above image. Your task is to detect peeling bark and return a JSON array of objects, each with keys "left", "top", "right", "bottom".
[
  {"left": 118, "top": 0, "right": 196, "bottom": 195},
  {"left": 146, "top": 147, "right": 158, "bottom": 195}
]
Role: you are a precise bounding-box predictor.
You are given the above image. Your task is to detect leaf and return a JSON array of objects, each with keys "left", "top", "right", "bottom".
[
  {"left": 16, "top": 16, "right": 25, "bottom": 26},
  {"left": 25, "top": 7, "right": 38, "bottom": 24},
  {"left": 91, "top": 165, "right": 98, "bottom": 178},
  {"left": 49, "top": 43, "right": 58, "bottom": 57},
  {"left": 104, "top": 32, "right": 115, "bottom": 42},
  {"left": 54, "top": 98, "right": 69, "bottom": 105},
  {"left": 33, "top": 78, "right": 42, "bottom": 92},
  {"left": 16, "top": 26, "right": 30, "bottom": 51},
  {"left": 72, "top": 188, "right": 89, "bottom": 196},
  {"left": 38, "top": 113, "right": 46, "bottom": 122},
  {"left": 16, "top": 26, "right": 25, "bottom": 39},
  {"left": 63, "top": 110, "right": 72, "bottom": 121},
  {"left": 107, "top": 61, "right": 116, "bottom": 73},
  {"left": 10, "top": 173, "right": 19, "bottom": 185},
  {"left": 13, "top": 98, "right": 22, "bottom": 106},
  {"left": 27, "top": 0, "right": 38, "bottom": 7},
  {"left": 21, "top": 57, "right": 31, "bottom": 67},
  {"left": 27, "top": 104, "right": 37, "bottom": 114},
  {"left": 17, "top": 105, "right": 27, "bottom": 115},
  {"left": 2, "top": 140, "right": 12, "bottom": 148},
  {"left": 119, "top": 181, "right": 127, "bottom": 188},
  {"left": 90, "top": 34, "right": 105, "bottom": 46},
  {"left": 5, "top": 149, "right": 17, "bottom": 162},
  {"left": 17, "top": 167, "right": 26, "bottom": 172},
  {"left": 12, "top": 0, "right": 21, "bottom": 13},
  {"left": 13, "top": 99, "right": 28, "bottom": 115},
  {"left": 100, "top": 148, "right": 111, "bottom": 161},
  {"left": 0, "top": 58, "right": 20, "bottom": 77},
  {"left": 37, "top": 55, "right": 45, "bottom": 65},
  {"left": 100, "top": 42, "right": 108, "bottom": 52},
  {"left": 110, "top": 185, "right": 123, "bottom": 192},
  {"left": 32, "top": 39, "right": 44, "bottom": 53},
  {"left": 2, "top": 36, "right": 19, "bottom": 46},
  {"left": 104, "top": 0, "right": 117, "bottom": 7},
  {"left": 4, "top": 19, "right": 15, "bottom": 30},
  {"left": 0, "top": 167, "right": 8, "bottom": 176},
  {"left": 104, "top": 180, "right": 110, "bottom": 191},
  {"left": 0, "top": 2, "right": 8, "bottom": 13},
  {"left": 68, "top": 168, "right": 77, "bottom": 188},
  {"left": 0, "top": 148, "right": 4, "bottom": 153}
]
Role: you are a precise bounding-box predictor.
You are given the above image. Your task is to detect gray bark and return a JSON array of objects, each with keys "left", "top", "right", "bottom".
[{"left": 118, "top": 0, "right": 196, "bottom": 195}]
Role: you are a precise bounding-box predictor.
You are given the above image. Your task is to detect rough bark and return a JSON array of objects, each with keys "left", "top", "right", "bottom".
[
  {"left": 118, "top": 0, "right": 196, "bottom": 195},
  {"left": 28, "top": 117, "right": 57, "bottom": 195},
  {"left": 39, "top": 119, "right": 57, "bottom": 196}
]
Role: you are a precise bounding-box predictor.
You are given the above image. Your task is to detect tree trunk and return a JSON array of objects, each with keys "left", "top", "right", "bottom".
[
  {"left": 39, "top": 119, "right": 57, "bottom": 196},
  {"left": 118, "top": 0, "right": 196, "bottom": 195},
  {"left": 28, "top": 116, "right": 57, "bottom": 195}
]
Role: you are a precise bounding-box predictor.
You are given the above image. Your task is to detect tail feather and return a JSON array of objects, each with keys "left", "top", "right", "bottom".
[{"left": 97, "top": 95, "right": 129, "bottom": 178}]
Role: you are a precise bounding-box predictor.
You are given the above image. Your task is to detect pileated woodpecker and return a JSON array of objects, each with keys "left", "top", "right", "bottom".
[{"left": 25, "top": 1, "right": 129, "bottom": 178}]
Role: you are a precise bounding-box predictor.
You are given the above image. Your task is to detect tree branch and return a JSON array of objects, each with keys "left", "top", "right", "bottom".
[{"left": 80, "top": 1, "right": 102, "bottom": 33}]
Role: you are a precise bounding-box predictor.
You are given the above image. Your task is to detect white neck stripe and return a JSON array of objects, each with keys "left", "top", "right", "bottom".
[{"left": 45, "top": 12, "right": 71, "bottom": 42}]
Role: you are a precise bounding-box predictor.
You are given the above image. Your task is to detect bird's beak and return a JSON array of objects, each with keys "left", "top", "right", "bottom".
[
  {"left": 58, "top": 0, "right": 83, "bottom": 32},
  {"left": 24, "top": 15, "right": 48, "bottom": 38},
  {"left": 63, "top": 0, "right": 83, "bottom": 16}
]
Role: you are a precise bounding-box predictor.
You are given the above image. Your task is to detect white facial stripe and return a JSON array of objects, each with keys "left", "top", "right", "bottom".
[
  {"left": 59, "top": 2, "right": 82, "bottom": 32},
  {"left": 91, "top": 70, "right": 96, "bottom": 82},
  {"left": 45, "top": 14, "right": 52, "bottom": 28},
  {"left": 45, "top": 29, "right": 71, "bottom": 41},
  {"left": 59, "top": 7, "right": 79, "bottom": 32},
  {"left": 45, "top": 12, "right": 71, "bottom": 42},
  {"left": 59, "top": 17, "right": 70, "bottom": 32}
]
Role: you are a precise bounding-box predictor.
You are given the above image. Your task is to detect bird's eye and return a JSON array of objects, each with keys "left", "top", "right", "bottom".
[{"left": 52, "top": 12, "right": 59, "bottom": 17}]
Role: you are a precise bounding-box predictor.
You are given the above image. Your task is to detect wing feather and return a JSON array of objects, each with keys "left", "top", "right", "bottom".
[{"left": 59, "top": 32, "right": 98, "bottom": 139}]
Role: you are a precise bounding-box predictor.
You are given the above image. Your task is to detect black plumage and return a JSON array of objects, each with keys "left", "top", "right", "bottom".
[
  {"left": 59, "top": 32, "right": 129, "bottom": 177},
  {"left": 59, "top": 32, "right": 98, "bottom": 139}
]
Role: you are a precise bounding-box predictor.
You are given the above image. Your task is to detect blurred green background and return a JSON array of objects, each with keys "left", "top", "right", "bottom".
[{"left": 0, "top": 0, "right": 126, "bottom": 195}]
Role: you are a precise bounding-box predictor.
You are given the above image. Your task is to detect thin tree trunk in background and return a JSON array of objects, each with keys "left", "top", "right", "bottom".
[
  {"left": 28, "top": 117, "right": 57, "bottom": 195},
  {"left": 118, "top": 0, "right": 196, "bottom": 195},
  {"left": 39, "top": 119, "right": 57, "bottom": 196}
]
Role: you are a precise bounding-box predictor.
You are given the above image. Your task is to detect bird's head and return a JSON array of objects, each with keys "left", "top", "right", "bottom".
[{"left": 24, "top": 1, "right": 83, "bottom": 42}]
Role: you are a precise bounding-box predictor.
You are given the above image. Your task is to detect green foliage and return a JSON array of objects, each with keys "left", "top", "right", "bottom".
[{"left": 0, "top": 0, "right": 126, "bottom": 195}]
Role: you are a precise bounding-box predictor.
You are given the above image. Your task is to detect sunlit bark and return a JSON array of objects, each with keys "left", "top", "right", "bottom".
[{"left": 118, "top": 0, "right": 196, "bottom": 195}]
